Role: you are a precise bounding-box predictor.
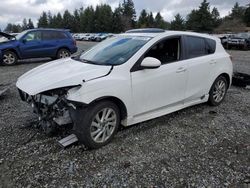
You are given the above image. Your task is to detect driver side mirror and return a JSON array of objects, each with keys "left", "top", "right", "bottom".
[
  {"left": 22, "top": 39, "right": 27, "bottom": 43},
  {"left": 141, "top": 57, "right": 161, "bottom": 69}
]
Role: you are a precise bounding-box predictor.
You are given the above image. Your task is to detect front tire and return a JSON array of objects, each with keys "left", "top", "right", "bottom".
[
  {"left": 56, "top": 48, "right": 70, "bottom": 59},
  {"left": 76, "top": 101, "right": 120, "bottom": 149},
  {"left": 2, "top": 51, "right": 18, "bottom": 65},
  {"left": 208, "top": 76, "right": 228, "bottom": 106}
]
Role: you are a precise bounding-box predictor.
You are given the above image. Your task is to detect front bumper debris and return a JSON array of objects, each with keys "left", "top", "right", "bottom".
[{"left": 0, "top": 83, "right": 11, "bottom": 97}]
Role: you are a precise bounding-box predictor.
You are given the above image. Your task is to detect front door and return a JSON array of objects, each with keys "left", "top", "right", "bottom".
[
  {"left": 131, "top": 36, "right": 188, "bottom": 117},
  {"left": 19, "top": 31, "right": 43, "bottom": 58}
]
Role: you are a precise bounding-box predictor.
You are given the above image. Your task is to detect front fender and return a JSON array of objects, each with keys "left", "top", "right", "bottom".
[{"left": 66, "top": 75, "right": 133, "bottom": 116}]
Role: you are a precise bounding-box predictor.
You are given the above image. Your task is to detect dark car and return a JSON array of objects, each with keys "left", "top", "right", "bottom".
[
  {"left": 0, "top": 29, "right": 77, "bottom": 65},
  {"left": 227, "top": 33, "right": 250, "bottom": 50}
]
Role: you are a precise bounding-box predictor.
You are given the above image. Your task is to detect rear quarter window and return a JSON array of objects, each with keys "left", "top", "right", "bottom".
[
  {"left": 42, "top": 31, "right": 68, "bottom": 40},
  {"left": 185, "top": 36, "right": 216, "bottom": 59}
]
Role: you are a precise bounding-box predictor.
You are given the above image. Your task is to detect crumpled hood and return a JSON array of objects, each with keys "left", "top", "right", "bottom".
[{"left": 16, "top": 58, "right": 112, "bottom": 95}]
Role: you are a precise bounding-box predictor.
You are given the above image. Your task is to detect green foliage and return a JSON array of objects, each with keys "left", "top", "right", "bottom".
[
  {"left": 155, "top": 12, "right": 169, "bottom": 29},
  {"left": 112, "top": 5, "right": 124, "bottom": 33},
  {"left": 37, "top": 11, "right": 48, "bottom": 28},
  {"left": 137, "top": 10, "right": 168, "bottom": 29},
  {"left": 62, "top": 10, "right": 74, "bottom": 30},
  {"left": 170, "top": 14, "right": 185, "bottom": 30},
  {"left": 186, "top": 0, "right": 211, "bottom": 31},
  {"left": 121, "top": 0, "right": 137, "bottom": 30},
  {"left": 4, "top": 23, "right": 22, "bottom": 33},
  {"left": 27, "top": 19, "right": 35, "bottom": 29},
  {"left": 244, "top": 6, "right": 250, "bottom": 26},
  {"left": 137, "top": 9, "right": 148, "bottom": 28},
  {"left": 230, "top": 2, "right": 245, "bottom": 20}
]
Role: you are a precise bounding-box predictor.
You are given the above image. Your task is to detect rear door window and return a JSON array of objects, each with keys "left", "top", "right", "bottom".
[
  {"left": 186, "top": 36, "right": 206, "bottom": 58},
  {"left": 185, "top": 36, "right": 216, "bottom": 59},
  {"left": 42, "top": 31, "right": 68, "bottom": 40}
]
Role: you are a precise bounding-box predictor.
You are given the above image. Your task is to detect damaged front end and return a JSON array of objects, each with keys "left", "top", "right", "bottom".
[{"left": 18, "top": 86, "right": 80, "bottom": 134}]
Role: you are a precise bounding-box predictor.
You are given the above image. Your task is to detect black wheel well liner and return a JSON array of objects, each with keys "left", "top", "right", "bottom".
[
  {"left": 218, "top": 73, "right": 230, "bottom": 88},
  {"left": 90, "top": 96, "right": 128, "bottom": 121}
]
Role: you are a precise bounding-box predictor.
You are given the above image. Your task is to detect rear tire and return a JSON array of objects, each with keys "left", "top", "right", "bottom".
[
  {"left": 2, "top": 51, "right": 18, "bottom": 66},
  {"left": 56, "top": 48, "right": 70, "bottom": 59},
  {"left": 75, "top": 101, "right": 120, "bottom": 149},
  {"left": 208, "top": 76, "right": 228, "bottom": 106}
]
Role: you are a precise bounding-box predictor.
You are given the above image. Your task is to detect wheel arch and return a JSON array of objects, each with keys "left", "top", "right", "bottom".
[
  {"left": 217, "top": 73, "right": 231, "bottom": 89},
  {"left": 90, "top": 96, "right": 128, "bottom": 122},
  {"left": 57, "top": 46, "right": 70, "bottom": 53},
  {"left": 3, "top": 48, "right": 20, "bottom": 59}
]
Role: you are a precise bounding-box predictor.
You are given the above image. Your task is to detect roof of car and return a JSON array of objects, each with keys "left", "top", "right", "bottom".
[
  {"left": 25, "top": 28, "right": 70, "bottom": 32},
  {"left": 120, "top": 30, "right": 219, "bottom": 41}
]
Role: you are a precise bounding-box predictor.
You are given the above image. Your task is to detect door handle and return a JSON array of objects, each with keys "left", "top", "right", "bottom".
[
  {"left": 176, "top": 67, "right": 187, "bottom": 73},
  {"left": 209, "top": 60, "right": 217, "bottom": 65}
]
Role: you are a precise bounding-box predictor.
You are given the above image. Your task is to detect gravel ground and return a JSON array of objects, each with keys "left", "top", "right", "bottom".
[{"left": 0, "top": 43, "right": 250, "bottom": 187}]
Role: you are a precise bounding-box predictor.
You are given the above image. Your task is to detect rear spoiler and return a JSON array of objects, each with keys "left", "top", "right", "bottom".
[{"left": 0, "top": 32, "right": 16, "bottom": 39}]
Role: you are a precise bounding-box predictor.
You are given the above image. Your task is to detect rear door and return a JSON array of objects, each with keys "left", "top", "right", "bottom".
[
  {"left": 42, "top": 30, "right": 71, "bottom": 57},
  {"left": 183, "top": 35, "right": 217, "bottom": 102},
  {"left": 18, "top": 31, "right": 43, "bottom": 58},
  {"left": 41, "top": 30, "right": 60, "bottom": 57}
]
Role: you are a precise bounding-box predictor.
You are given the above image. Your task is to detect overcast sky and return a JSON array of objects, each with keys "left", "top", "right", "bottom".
[{"left": 0, "top": 0, "right": 249, "bottom": 30}]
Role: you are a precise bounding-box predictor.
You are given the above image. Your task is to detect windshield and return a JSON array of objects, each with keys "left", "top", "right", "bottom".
[
  {"left": 79, "top": 36, "right": 151, "bottom": 65},
  {"left": 15, "top": 30, "right": 29, "bottom": 40}
]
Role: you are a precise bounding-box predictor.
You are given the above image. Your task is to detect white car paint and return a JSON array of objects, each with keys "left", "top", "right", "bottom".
[{"left": 16, "top": 31, "right": 233, "bottom": 127}]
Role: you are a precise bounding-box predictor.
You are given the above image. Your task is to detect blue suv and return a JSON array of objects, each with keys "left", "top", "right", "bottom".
[{"left": 0, "top": 29, "right": 77, "bottom": 65}]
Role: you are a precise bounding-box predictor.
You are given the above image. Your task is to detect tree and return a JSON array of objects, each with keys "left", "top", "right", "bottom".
[
  {"left": 211, "top": 7, "right": 221, "bottom": 27},
  {"left": 62, "top": 10, "right": 74, "bottom": 30},
  {"left": 4, "top": 23, "right": 13, "bottom": 33},
  {"left": 244, "top": 6, "right": 250, "bottom": 26},
  {"left": 22, "top": 18, "right": 28, "bottom": 30},
  {"left": 137, "top": 9, "right": 148, "bottom": 28},
  {"left": 37, "top": 11, "right": 48, "bottom": 28},
  {"left": 4, "top": 23, "right": 22, "bottom": 33},
  {"left": 230, "top": 2, "right": 245, "bottom": 20},
  {"left": 47, "top": 11, "right": 53, "bottom": 27},
  {"left": 147, "top": 12, "right": 155, "bottom": 27},
  {"left": 112, "top": 5, "right": 124, "bottom": 33},
  {"left": 170, "top": 14, "right": 185, "bottom": 30},
  {"left": 121, "top": 0, "right": 136, "bottom": 30},
  {"left": 27, "top": 19, "right": 35, "bottom": 29},
  {"left": 73, "top": 9, "right": 80, "bottom": 32},
  {"left": 80, "top": 6, "right": 95, "bottom": 32},
  {"left": 186, "top": 0, "right": 214, "bottom": 32},
  {"left": 155, "top": 12, "right": 169, "bottom": 29},
  {"left": 94, "top": 4, "right": 113, "bottom": 32},
  {"left": 55, "top": 13, "right": 63, "bottom": 28}
]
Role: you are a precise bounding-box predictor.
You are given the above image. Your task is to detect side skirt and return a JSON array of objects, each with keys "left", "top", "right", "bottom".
[{"left": 125, "top": 95, "right": 209, "bottom": 126}]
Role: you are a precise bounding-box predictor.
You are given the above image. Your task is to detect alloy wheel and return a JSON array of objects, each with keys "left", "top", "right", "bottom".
[
  {"left": 212, "top": 79, "right": 226, "bottom": 103},
  {"left": 59, "top": 50, "right": 70, "bottom": 58},
  {"left": 3, "top": 53, "right": 16, "bottom": 65},
  {"left": 90, "top": 108, "right": 117, "bottom": 143}
]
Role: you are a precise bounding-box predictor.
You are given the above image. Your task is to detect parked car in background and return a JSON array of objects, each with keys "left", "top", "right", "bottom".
[
  {"left": 0, "top": 29, "right": 77, "bottom": 65},
  {"left": 94, "top": 33, "right": 108, "bottom": 42},
  {"left": 16, "top": 29, "right": 232, "bottom": 149},
  {"left": 219, "top": 34, "right": 234, "bottom": 47},
  {"left": 227, "top": 33, "right": 250, "bottom": 50},
  {"left": 82, "top": 34, "right": 94, "bottom": 41}
]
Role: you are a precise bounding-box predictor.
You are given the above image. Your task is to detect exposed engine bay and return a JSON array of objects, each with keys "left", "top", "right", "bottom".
[{"left": 18, "top": 87, "right": 78, "bottom": 135}]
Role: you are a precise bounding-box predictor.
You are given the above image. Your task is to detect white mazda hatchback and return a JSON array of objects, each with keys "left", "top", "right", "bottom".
[{"left": 16, "top": 29, "right": 233, "bottom": 149}]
